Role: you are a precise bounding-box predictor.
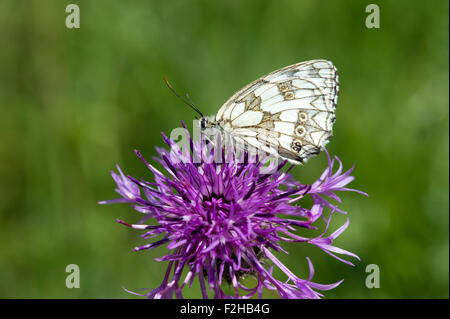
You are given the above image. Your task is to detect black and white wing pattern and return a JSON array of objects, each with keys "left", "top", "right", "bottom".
[{"left": 215, "top": 60, "right": 339, "bottom": 164}]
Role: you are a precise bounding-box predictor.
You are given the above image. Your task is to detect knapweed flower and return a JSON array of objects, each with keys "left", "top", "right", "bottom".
[{"left": 99, "top": 122, "right": 366, "bottom": 299}]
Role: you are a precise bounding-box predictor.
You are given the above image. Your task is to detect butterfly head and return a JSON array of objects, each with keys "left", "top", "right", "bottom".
[
  {"left": 200, "top": 117, "right": 207, "bottom": 130},
  {"left": 199, "top": 115, "right": 219, "bottom": 131}
]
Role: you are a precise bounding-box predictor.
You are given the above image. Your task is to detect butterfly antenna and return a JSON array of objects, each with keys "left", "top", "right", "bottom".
[{"left": 164, "top": 77, "right": 205, "bottom": 118}]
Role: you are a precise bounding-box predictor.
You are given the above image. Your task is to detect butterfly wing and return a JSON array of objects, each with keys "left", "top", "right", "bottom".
[{"left": 215, "top": 60, "right": 339, "bottom": 164}]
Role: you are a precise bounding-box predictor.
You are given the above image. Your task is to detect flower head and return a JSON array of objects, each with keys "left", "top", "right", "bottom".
[{"left": 100, "top": 122, "right": 367, "bottom": 299}]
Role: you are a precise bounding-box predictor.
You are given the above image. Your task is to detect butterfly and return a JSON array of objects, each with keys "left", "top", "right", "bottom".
[{"left": 168, "top": 60, "right": 339, "bottom": 165}]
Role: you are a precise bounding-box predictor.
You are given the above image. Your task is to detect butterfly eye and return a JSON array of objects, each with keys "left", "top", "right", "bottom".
[
  {"left": 278, "top": 83, "right": 289, "bottom": 92},
  {"left": 284, "top": 91, "right": 295, "bottom": 100},
  {"left": 295, "top": 125, "right": 306, "bottom": 137},
  {"left": 201, "top": 118, "right": 206, "bottom": 130},
  {"left": 292, "top": 139, "right": 303, "bottom": 153},
  {"left": 299, "top": 111, "right": 308, "bottom": 122}
]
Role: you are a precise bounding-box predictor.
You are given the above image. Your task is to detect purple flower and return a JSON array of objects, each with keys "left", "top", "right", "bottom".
[{"left": 99, "top": 122, "right": 367, "bottom": 299}]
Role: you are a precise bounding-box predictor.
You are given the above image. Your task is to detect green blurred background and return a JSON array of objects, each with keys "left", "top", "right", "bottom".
[{"left": 0, "top": 0, "right": 448, "bottom": 298}]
